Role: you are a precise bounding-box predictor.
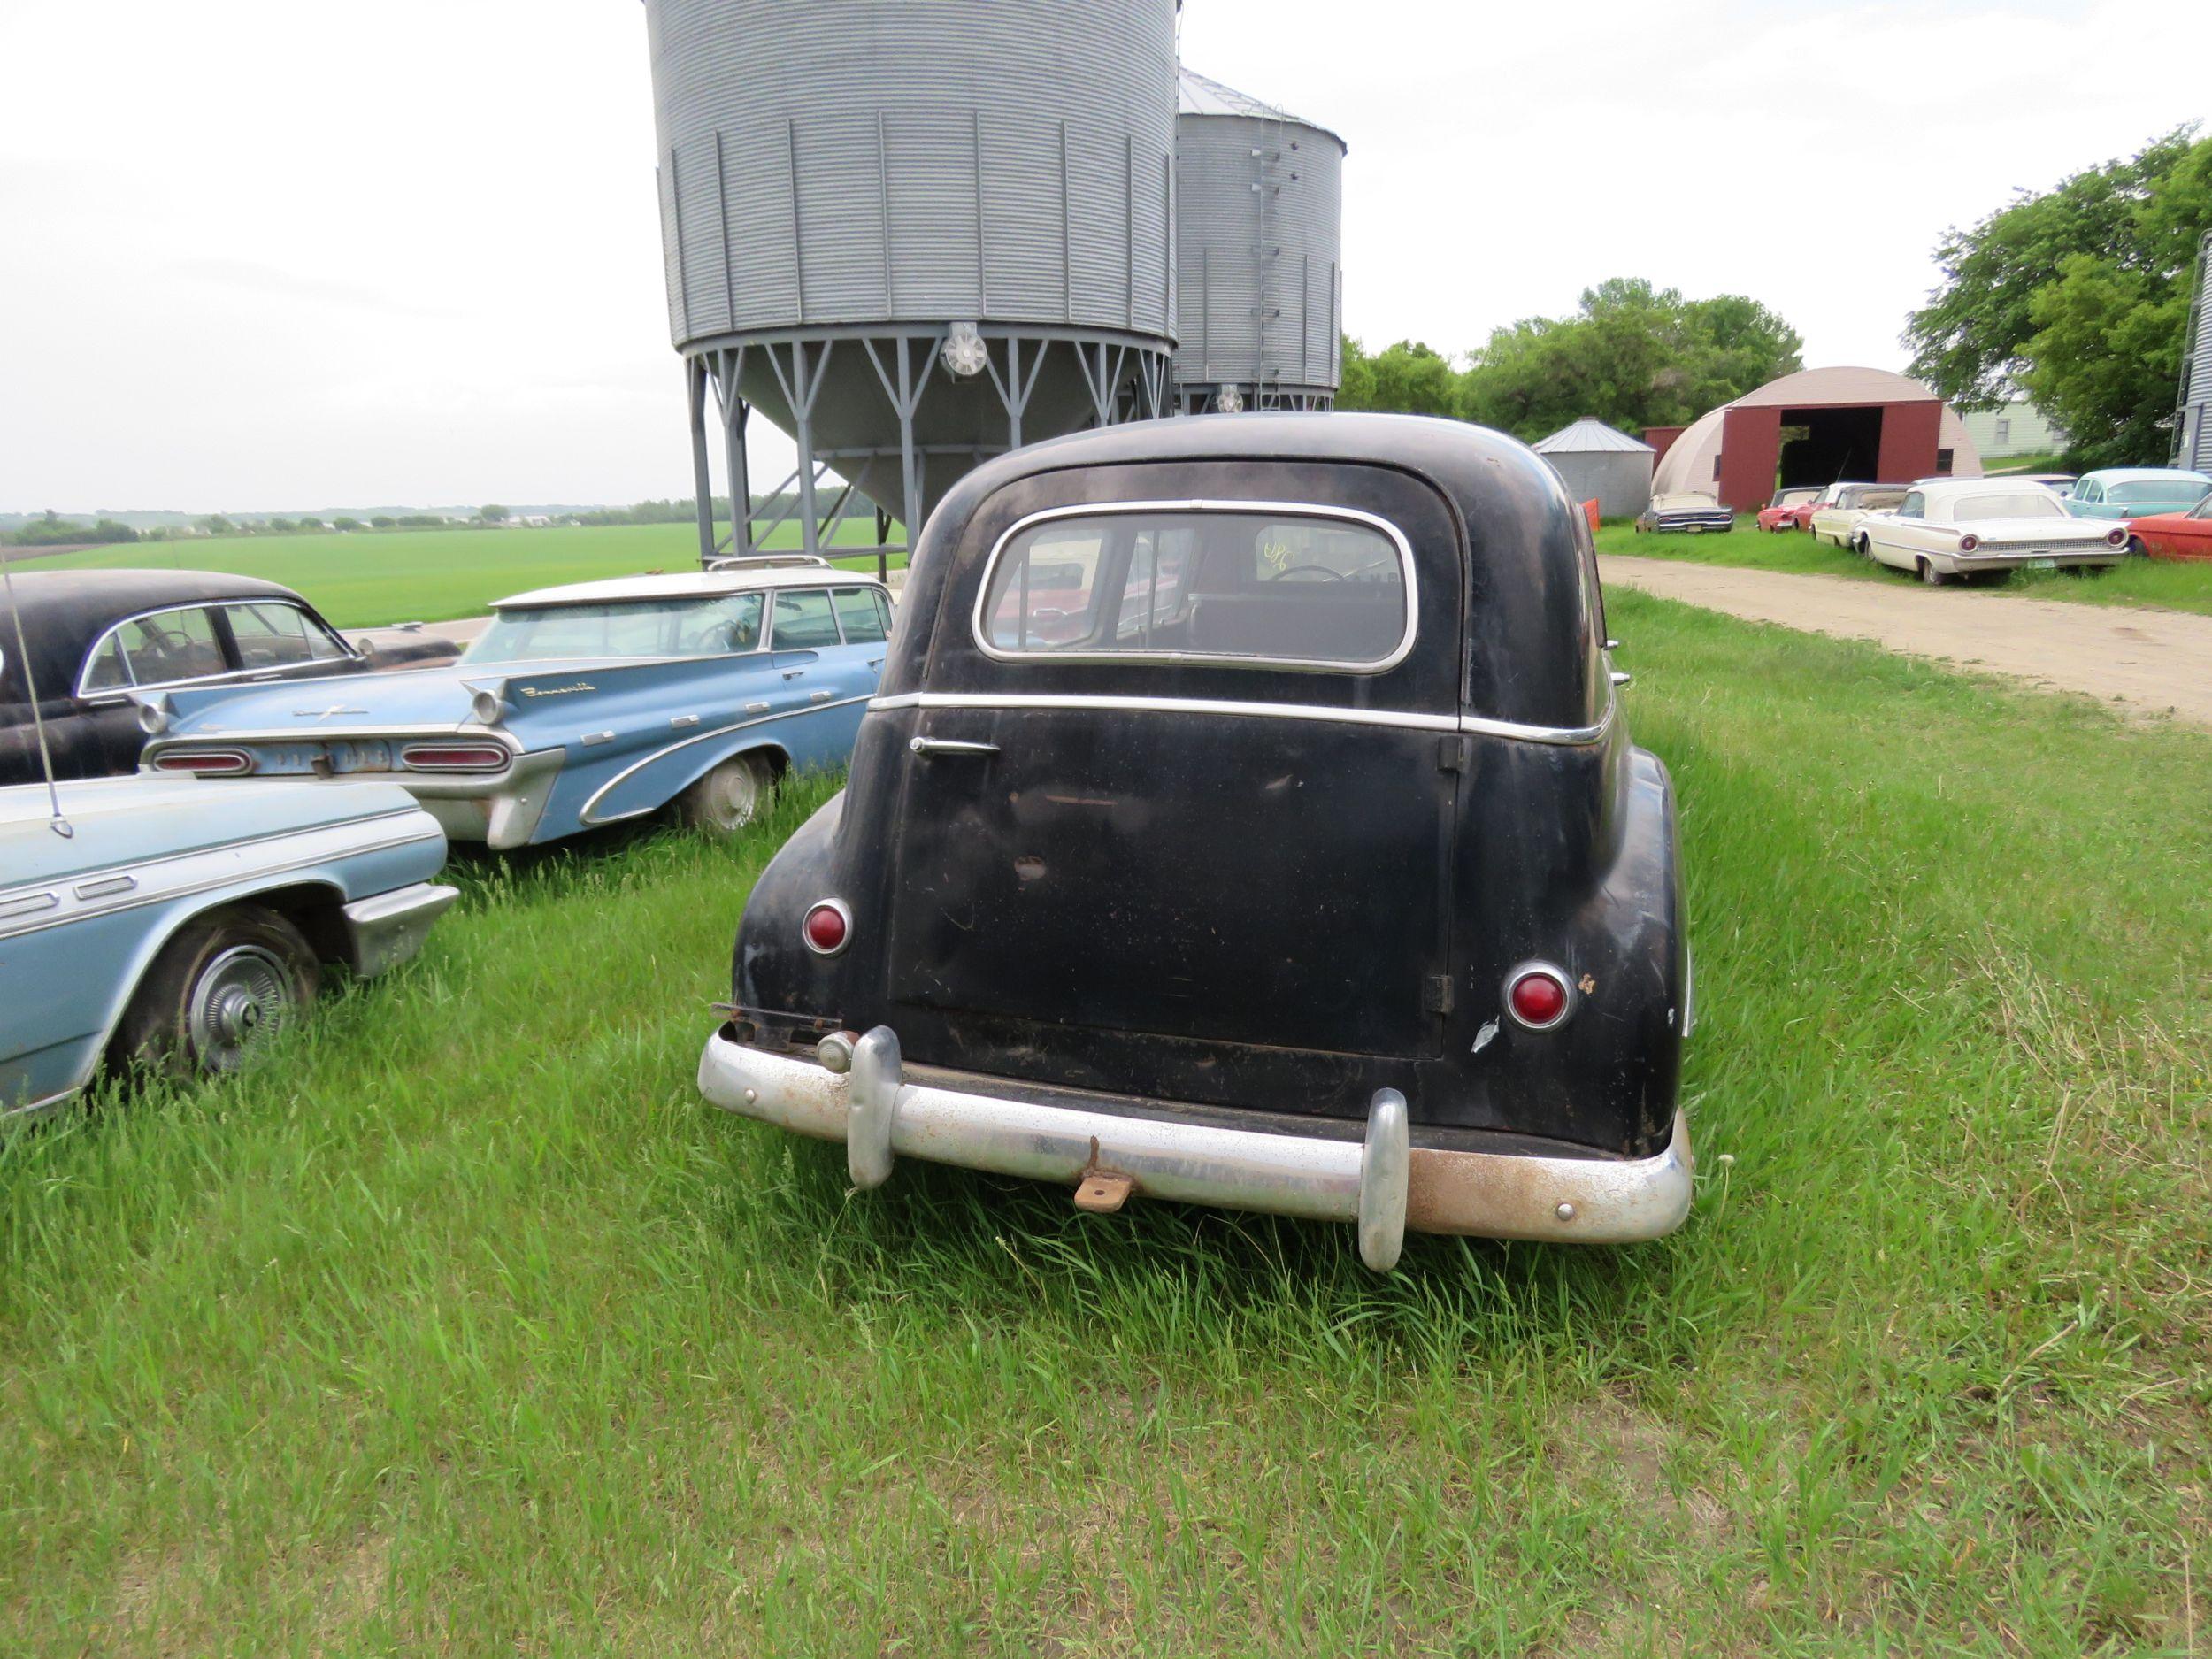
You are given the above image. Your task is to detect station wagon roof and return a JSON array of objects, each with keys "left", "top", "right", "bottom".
[{"left": 492, "top": 567, "right": 887, "bottom": 610}]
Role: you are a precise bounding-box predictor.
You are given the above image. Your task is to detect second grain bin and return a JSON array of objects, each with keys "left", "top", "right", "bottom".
[{"left": 1172, "top": 67, "right": 1344, "bottom": 413}]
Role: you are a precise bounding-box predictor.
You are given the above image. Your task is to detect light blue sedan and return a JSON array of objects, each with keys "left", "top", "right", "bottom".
[
  {"left": 1, "top": 775, "right": 454, "bottom": 1117},
  {"left": 2063, "top": 468, "right": 2212, "bottom": 521},
  {"left": 136, "top": 564, "right": 894, "bottom": 848}
]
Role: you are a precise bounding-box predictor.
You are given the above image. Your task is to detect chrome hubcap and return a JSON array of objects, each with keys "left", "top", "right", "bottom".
[
  {"left": 708, "top": 763, "right": 760, "bottom": 831},
  {"left": 186, "top": 944, "right": 292, "bottom": 1071}
]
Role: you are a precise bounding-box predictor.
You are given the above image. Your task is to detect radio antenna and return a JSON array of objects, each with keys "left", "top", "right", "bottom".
[{"left": 0, "top": 553, "right": 73, "bottom": 839}]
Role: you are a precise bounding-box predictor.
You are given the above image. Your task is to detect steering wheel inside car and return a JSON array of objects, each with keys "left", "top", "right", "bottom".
[{"left": 1266, "top": 566, "right": 1344, "bottom": 582}]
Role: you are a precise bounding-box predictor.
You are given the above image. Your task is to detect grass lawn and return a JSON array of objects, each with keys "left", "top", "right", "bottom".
[
  {"left": 3, "top": 593, "right": 2208, "bottom": 1654},
  {"left": 9, "top": 521, "right": 909, "bottom": 631},
  {"left": 1597, "top": 522, "right": 2212, "bottom": 618}
]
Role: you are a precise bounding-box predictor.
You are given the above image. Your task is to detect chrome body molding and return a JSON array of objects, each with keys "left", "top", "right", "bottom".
[
  {"left": 574, "top": 694, "right": 876, "bottom": 826},
  {"left": 867, "top": 689, "right": 1616, "bottom": 747},
  {"left": 0, "top": 810, "right": 440, "bottom": 945},
  {"left": 698, "top": 1026, "right": 1694, "bottom": 1262},
  {"left": 971, "top": 497, "right": 1422, "bottom": 674},
  {"left": 341, "top": 881, "right": 460, "bottom": 978}
]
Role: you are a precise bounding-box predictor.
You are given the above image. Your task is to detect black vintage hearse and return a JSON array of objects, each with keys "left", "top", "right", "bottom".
[{"left": 699, "top": 414, "right": 1693, "bottom": 1271}]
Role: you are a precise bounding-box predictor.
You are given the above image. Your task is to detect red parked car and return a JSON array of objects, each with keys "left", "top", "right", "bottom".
[
  {"left": 2126, "top": 495, "right": 2212, "bottom": 560},
  {"left": 1756, "top": 487, "right": 1822, "bottom": 533}
]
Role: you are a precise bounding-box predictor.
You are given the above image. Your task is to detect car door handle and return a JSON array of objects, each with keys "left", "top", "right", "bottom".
[
  {"left": 809, "top": 689, "right": 833, "bottom": 703},
  {"left": 909, "top": 736, "right": 999, "bottom": 757},
  {"left": 782, "top": 668, "right": 806, "bottom": 680},
  {"left": 868, "top": 657, "right": 885, "bottom": 669},
  {"left": 1610, "top": 671, "right": 1633, "bottom": 687}
]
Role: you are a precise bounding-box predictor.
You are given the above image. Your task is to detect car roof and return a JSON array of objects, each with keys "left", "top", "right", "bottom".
[
  {"left": 0, "top": 565, "right": 305, "bottom": 704},
  {"left": 2079, "top": 468, "right": 2212, "bottom": 484},
  {"left": 1912, "top": 478, "right": 2051, "bottom": 495},
  {"left": 492, "top": 567, "right": 890, "bottom": 610}
]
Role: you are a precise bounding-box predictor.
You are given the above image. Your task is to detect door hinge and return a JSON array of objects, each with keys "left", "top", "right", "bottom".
[
  {"left": 1424, "top": 974, "right": 1455, "bottom": 1015},
  {"left": 1437, "top": 736, "right": 1467, "bottom": 772}
]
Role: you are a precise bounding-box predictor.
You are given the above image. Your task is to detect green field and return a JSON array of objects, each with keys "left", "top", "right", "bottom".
[
  {"left": 1597, "top": 522, "right": 2212, "bottom": 617},
  {"left": 4, "top": 593, "right": 2208, "bottom": 1653},
  {"left": 10, "top": 522, "right": 908, "bottom": 630}
]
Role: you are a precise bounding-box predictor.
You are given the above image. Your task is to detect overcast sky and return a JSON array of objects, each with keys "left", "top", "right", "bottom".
[{"left": 2, "top": 0, "right": 2203, "bottom": 513}]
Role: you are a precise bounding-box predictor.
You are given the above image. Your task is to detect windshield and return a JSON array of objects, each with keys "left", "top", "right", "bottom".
[
  {"left": 1840, "top": 487, "right": 1908, "bottom": 511},
  {"left": 2108, "top": 480, "right": 2211, "bottom": 506},
  {"left": 464, "top": 594, "right": 764, "bottom": 664},
  {"left": 1944, "top": 493, "right": 2064, "bottom": 522},
  {"left": 1772, "top": 488, "right": 1819, "bottom": 507}
]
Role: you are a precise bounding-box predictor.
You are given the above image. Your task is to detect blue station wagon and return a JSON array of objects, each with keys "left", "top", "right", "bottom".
[{"left": 135, "top": 564, "right": 895, "bottom": 847}]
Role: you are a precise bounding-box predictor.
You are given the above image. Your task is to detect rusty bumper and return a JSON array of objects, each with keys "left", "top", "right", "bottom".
[{"left": 697, "top": 1025, "right": 1694, "bottom": 1271}]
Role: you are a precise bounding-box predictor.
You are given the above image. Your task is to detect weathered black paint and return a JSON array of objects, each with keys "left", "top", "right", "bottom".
[
  {"left": 731, "top": 413, "right": 1687, "bottom": 1158},
  {"left": 0, "top": 568, "right": 456, "bottom": 787}
]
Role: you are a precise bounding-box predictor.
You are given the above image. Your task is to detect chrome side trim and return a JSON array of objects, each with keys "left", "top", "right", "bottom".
[
  {"left": 971, "top": 498, "right": 1421, "bottom": 674},
  {"left": 2, "top": 1086, "right": 83, "bottom": 1125},
  {"left": 574, "top": 693, "right": 874, "bottom": 826},
  {"left": 870, "top": 689, "right": 1616, "bottom": 746},
  {"left": 698, "top": 1029, "right": 1694, "bottom": 1255},
  {"left": 0, "top": 815, "right": 443, "bottom": 944}
]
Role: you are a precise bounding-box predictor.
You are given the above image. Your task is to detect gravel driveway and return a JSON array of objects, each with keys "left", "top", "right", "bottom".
[{"left": 1599, "top": 556, "right": 2212, "bottom": 730}]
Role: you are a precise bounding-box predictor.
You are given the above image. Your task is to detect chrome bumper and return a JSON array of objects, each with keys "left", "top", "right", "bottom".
[
  {"left": 697, "top": 1026, "right": 1694, "bottom": 1271},
  {"left": 342, "top": 881, "right": 458, "bottom": 977}
]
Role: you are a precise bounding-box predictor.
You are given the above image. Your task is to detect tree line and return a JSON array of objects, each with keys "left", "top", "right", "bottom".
[{"left": 1337, "top": 278, "right": 1804, "bottom": 442}]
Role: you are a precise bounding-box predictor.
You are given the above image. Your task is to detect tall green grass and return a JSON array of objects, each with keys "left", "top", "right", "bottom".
[
  {"left": 13, "top": 521, "right": 907, "bottom": 630},
  {"left": 3, "top": 595, "right": 2207, "bottom": 1654},
  {"left": 1598, "top": 521, "right": 2212, "bottom": 617}
]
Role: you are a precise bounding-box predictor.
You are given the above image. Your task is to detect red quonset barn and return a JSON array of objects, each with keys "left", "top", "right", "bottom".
[{"left": 1647, "top": 366, "right": 1983, "bottom": 513}]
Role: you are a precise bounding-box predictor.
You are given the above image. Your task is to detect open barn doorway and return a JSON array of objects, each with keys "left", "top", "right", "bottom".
[{"left": 1778, "top": 405, "right": 1884, "bottom": 489}]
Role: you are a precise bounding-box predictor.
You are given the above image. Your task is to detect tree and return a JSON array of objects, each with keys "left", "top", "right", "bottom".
[
  {"left": 1905, "top": 127, "right": 2212, "bottom": 468},
  {"left": 1458, "top": 280, "right": 1801, "bottom": 440},
  {"left": 1337, "top": 338, "right": 1463, "bottom": 417},
  {"left": 332, "top": 516, "right": 364, "bottom": 532},
  {"left": 479, "top": 503, "right": 510, "bottom": 524},
  {"left": 369, "top": 516, "right": 396, "bottom": 528},
  {"left": 197, "top": 514, "right": 235, "bottom": 536}
]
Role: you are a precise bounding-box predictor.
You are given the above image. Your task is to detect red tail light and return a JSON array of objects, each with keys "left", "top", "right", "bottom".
[
  {"left": 154, "top": 749, "right": 253, "bottom": 776},
  {"left": 1958, "top": 533, "right": 1980, "bottom": 553},
  {"left": 802, "top": 900, "right": 851, "bottom": 956},
  {"left": 401, "top": 743, "right": 510, "bottom": 772},
  {"left": 1504, "top": 964, "right": 1572, "bottom": 1030}
]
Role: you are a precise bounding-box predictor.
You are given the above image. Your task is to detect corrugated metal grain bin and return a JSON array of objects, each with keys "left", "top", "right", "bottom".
[
  {"left": 1531, "top": 419, "right": 1656, "bottom": 520},
  {"left": 1172, "top": 68, "right": 1344, "bottom": 412},
  {"left": 640, "top": 0, "right": 1180, "bottom": 556}
]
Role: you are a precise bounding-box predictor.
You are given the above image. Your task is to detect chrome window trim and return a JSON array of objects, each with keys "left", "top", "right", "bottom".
[
  {"left": 868, "top": 690, "right": 1615, "bottom": 747},
  {"left": 970, "top": 499, "right": 1421, "bottom": 674},
  {"left": 74, "top": 599, "right": 360, "bottom": 698},
  {"left": 220, "top": 598, "right": 355, "bottom": 667}
]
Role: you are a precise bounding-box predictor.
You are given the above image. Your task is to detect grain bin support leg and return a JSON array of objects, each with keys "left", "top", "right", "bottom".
[
  {"left": 687, "top": 356, "right": 716, "bottom": 568},
  {"left": 714, "top": 348, "right": 752, "bottom": 558}
]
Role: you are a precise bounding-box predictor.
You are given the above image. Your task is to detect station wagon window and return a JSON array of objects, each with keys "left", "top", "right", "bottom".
[
  {"left": 977, "top": 505, "right": 1412, "bottom": 670},
  {"left": 465, "top": 595, "right": 764, "bottom": 663},
  {"left": 830, "top": 587, "right": 890, "bottom": 644},
  {"left": 223, "top": 602, "right": 350, "bottom": 669},
  {"left": 770, "top": 588, "right": 842, "bottom": 649}
]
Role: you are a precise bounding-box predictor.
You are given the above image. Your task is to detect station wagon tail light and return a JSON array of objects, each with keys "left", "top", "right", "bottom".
[
  {"left": 802, "top": 900, "right": 851, "bottom": 956},
  {"left": 401, "top": 743, "right": 510, "bottom": 772},
  {"left": 1957, "top": 534, "right": 1980, "bottom": 553},
  {"left": 1504, "top": 964, "right": 1573, "bottom": 1031},
  {"left": 2106, "top": 528, "right": 2127, "bottom": 548},
  {"left": 154, "top": 748, "right": 254, "bottom": 776}
]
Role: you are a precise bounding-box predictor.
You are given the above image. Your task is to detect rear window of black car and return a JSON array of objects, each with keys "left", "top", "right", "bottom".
[{"left": 975, "top": 506, "right": 1412, "bottom": 671}]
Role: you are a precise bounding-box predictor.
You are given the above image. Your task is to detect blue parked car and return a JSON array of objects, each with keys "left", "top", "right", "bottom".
[
  {"left": 1, "top": 774, "right": 455, "bottom": 1117},
  {"left": 2063, "top": 468, "right": 2212, "bottom": 521},
  {"left": 135, "top": 564, "right": 895, "bottom": 848}
]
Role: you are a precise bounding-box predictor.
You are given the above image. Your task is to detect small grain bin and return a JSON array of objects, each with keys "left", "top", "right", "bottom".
[
  {"left": 1172, "top": 67, "right": 1343, "bottom": 413},
  {"left": 1531, "top": 418, "right": 1656, "bottom": 520}
]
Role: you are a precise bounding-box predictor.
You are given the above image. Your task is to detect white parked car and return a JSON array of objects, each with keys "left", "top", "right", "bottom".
[
  {"left": 1855, "top": 480, "right": 2130, "bottom": 585},
  {"left": 1807, "top": 482, "right": 1909, "bottom": 549}
]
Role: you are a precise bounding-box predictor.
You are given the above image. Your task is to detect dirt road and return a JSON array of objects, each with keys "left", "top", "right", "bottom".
[{"left": 1599, "top": 556, "right": 2212, "bottom": 729}]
